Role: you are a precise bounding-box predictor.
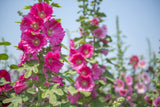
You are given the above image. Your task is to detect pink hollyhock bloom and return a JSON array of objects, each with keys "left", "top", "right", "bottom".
[
  {"left": 20, "top": 32, "right": 47, "bottom": 55},
  {"left": 127, "top": 96, "right": 132, "bottom": 101},
  {"left": 14, "top": 82, "right": 28, "bottom": 94},
  {"left": 75, "top": 75, "right": 95, "bottom": 92},
  {"left": 138, "top": 60, "right": 147, "bottom": 69},
  {"left": 90, "top": 17, "right": 99, "bottom": 26},
  {"left": 45, "top": 51, "right": 63, "bottom": 73},
  {"left": 135, "top": 82, "right": 146, "bottom": 94},
  {"left": 43, "top": 18, "right": 65, "bottom": 45},
  {"left": 121, "top": 73, "right": 124, "bottom": 77},
  {"left": 128, "top": 86, "right": 133, "bottom": 96},
  {"left": 105, "top": 94, "right": 111, "bottom": 103},
  {"left": 101, "top": 39, "right": 109, "bottom": 44},
  {"left": 20, "top": 13, "right": 43, "bottom": 33},
  {"left": 32, "top": 75, "right": 39, "bottom": 82},
  {"left": 0, "top": 70, "right": 11, "bottom": 93},
  {"left": 125, "top": 75, "right": 133, "bottom": 86},
  {"left": 114, "top": 79, "right": 124, "bottom": 92},
  {"left": 30, "top": 2, "right": 53, "bottom": 21},
  {"left": 119, "top": 88, "right": 127, "bottom": 97},
  {"left": 69, "top": 40, "right": 77, "bottom": 57},
  {"left": 91, "top": 86, "right": 98, "bottom": 98},
  {"left": 93, "top": 25, "right": 107, "bottom": 39},
  {"left": 153, "top": 96, "right": 160, "bottom": 107},
  {"left": 144, "top": 95, "right": 152, "bottom": 104},
  {"left": 43, "top": 81, "right": 51, "bottom": 87},
  {"left": 129, "top": 55, "right": 139, "bottom": 68},
  {"left": 77, "top": 65, "right": 92, "bottom": 77},
  {"left": 141, "top": 72, "right": 150, "bottom": 84},
  {"left": 101, "top": 49, "right": 109, "bottom": 56},
  {"left": 78, "top": 43, "right": 94, "bottom": 58},
  {"left": 69, "top": 53, "right": 86, "bottom": 70},
  {"left": 99, "top": 65, "right": 106, "bottom": 74},
  {"left": 91, "top": 63, "right": 101, "bottom": 80},
  {"left": 129, "top": 102, "right": 134, "bottom": 107},
  {"left": 67, "top": 91, "right": 81, "bottom": 104},
  {"left": 51, "top": 76, "right": 64, "bottom": 87},
  {"left": 27, "top": 54, "right": 39, "bottom": 62}
]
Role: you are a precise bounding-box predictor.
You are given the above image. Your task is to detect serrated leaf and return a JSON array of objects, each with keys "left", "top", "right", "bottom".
[
  {"left": 0, "top": 42, "right": 11, "bottom": 46},
  {"left": 53, "top": 88, "right": 64, "bottom": 96},
  {"left": 24, "top": 69, "right": 32, "bottom": 78},
  {"left": 24, "top": 5, "right": 32, "bottom": 9},
  {"left": 49, "top": 92, "right": 57, "bottom": 105},
  {"left": 42, "top": 89, "right": 49, "bottom": 98},
  {"left": 0, "top": 53, "right": 8, "bottom": 60},
  {"left": 10, "top": 64, "right": 19, "bottom": 69},
  {"left": 67, "top": 86, "right": 78, "bottom": 96},
  {"left": 85, "top": 58, "right": 97, "bottom": 63},
  {"left": 0, "top": 78, "right": 10, "bottom": 86},
  {"left": 80, "top": 91, "right": 91, "bottom": 97}
]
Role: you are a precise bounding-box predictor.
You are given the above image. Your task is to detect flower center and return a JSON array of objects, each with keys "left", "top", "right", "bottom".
[
  {"left": 82, "top": 80, "right": 88, "bottom": 86},
  {"left": 81, "top": 71, "right": 86, "bottom": 76},
  {"left": 118, "top": 83, "right": 122, "bottom": 87},
  {"left": 47, "top": 29, "right": 52, "bottom": 36},
  {"left": 84, "top": 50, "right": 89, "bottom": 55},
  {"left": 32, "top": 22, "right": 39, "bottom": 30},
  {"left": 33, "top": 38, "right": 40, "bottom": 46},
  {"left": 76, "top": 59, "right": 82, "bottom": 65},
  {"left": 38, "top": 12, "right": 46, "bottom": 18}
]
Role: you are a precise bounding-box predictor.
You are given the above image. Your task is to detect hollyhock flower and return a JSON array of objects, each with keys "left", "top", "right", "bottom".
[
  {"left": 27, "top": 54, "right": 39, "bottom": 62},
  {"left": 0, "top": 70, "right": 11, "bottom": 93},
  {"left": 138, "top": 60, "right": 147, "bottom": 69},
  {"left": 135, "top": 82, "right": 146, "bottom": 94},
  {"left": 30, "top": 2, "right": 53, "bottom": 21},
  {"left": 144, "top": 95, "right": 152, "bottom": 104},
  {"left": 125, "top": 75, "right": 133, "bottom": 86},
  {"left": 20, "top": 32, "right": 47, "bottom": 55},
  {"left": 101, "top": 49, "right": 109, "bottom": 56},
  {"left": 69, "top": 40, "right": 77, "bottom": 57},
  {"left": 78, "top": 43, "right": 94, "bottom": 58},
  {"left": 91, "top": 63, "right": 101, "bottom": 80},
  {"left": 105, "top": 94, "right": 111, "bottom": 103},
  {"left": 91, "top": 86, "right": 98, "bottom": 98},
  {"left": 129, "top": 55, "right": 139, "bottom": 68},
  {"left": 127, "top": 96, "right": 132, "bottom": 101},
  {"left": 43, "top": 18, "right": 65, "bottom": 45},
  {"left": 128, "top": 86, "right": 133, "bottom": 96},
  {"left": 75, "top": 75, "right": 95, "bottom": 92},
  {"left": 43, "top": 81, "right": 51, "bottom": 87},
  {"left": 67, "top": 91, "right": 81, "bottom": 104},
  {"left": 20, "top": 13, "right": 43, "bottom": 33},
  {"left": 114, "top": 79, "right": 124, "bottom": 92},
  {"left": 93, "top": 25, "right": 107, "bottom": 39},
  {"left": 50, "top": 44, "right": 61, "bottom": 52},
  {"left": 141, "top": 72, "right": 150, "bottom": 84},
  {"left": 45, "top": 51, "right": 63, "bottom": 73},
  {"left": 14, "top": 82, "right": 28, "bottom": 94},
  {"left": 119, "top": 88, "right": 127, "bottom": 97},
  {"left": 153, "top": 96, "right": 160, "bottom": 107},
  {"left": 77, "top": 65, "right": 92, "bottom": 77},
  {"left": 51, "top": 76, "right": 64, "bottom": 87},
  {"left": 69, "top": 53, "right": 86, "bottom": 70},
  {"left": 90, "top": 17, "right": 99, "bottom": 26},
  {"left": 101, "top": 39, "right": 109, "bottom": 44},
  {"left": 32, "top": 75, "right": 39, "bottom": 82}
]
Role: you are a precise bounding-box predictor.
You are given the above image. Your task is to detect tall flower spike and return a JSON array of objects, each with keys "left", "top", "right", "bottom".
[
  {"left": 93, "top": 25, "right": 107, "bottom": 39},
  {"left": 43, "top": 18, "right": 65, "bottom": 45}
]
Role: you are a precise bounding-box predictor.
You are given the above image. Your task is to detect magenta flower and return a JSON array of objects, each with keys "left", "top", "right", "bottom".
[
  {"left": 93, "top": 25, "right": 107, "bottom": 39},
  {"left": 51, "top": 76, "right": 64, "bottom": 87},
  {"left": 78, "top": 43, "right": 94, "bottom": 58},
  {"left": 129, "top": 55, "right": 139, "bottom": 68},
  {"left": 50, "top": 44, "right": 61, "bottom": 52},
  {"left": 67, "top": 91, "right": 81, "bottom": 104},
  {"left": 20, "top": 13, "right": 43, "bottom": 33},
  {"left": 101, "top": 49, "right": 109, "bottom": 56},
  {"left": 144, "top": 95, "right": 152, "bottom": 104},
  {"left": 105, "top": 94, "right": 111, "bottom": 103},
  {"left": 45, "top": 51, "right": 63, "bottom": 73},
  {"left": 30, "top": 2, "right": 53, "bottom": 21},
  {"left": 153, "top": 96, "right": 160, "bottom": 107},
  {"left": 43, "top": 18, "right": 65, "bottom": 45},
  {"left": 20, "top": 32, "right": 47, "bottom": 55},
  {"left": 119, "top": 88, "right": 127, "bottom": 97},
  {"left": 91, "top": 63, "right": 101, "bottom": 80},
  {"left": 125, "top": 75, "right": 133, "bottom": 86},
  {"left": 69, "top": 40, "right": 77, "bottom": 57},
  {"left": 114, "top": 79, "right": 124, "bottom": 92},
  {"left": 69, "top": 53, "right": 86, "bottom": 70},
  {"left": 75, "top": 75, "right": 95, "bottom": 92},
  {"left": 138, "top": 60, "right": 147, "bottom": 69},
  {"left": 77, "top": 65, "right": 92, "bottom": 77},
  {"left": 90, "top": 17, "right": 99, "bottom": 26},
  {"left": 91, "top": 86, "right": 98, "bottom": 98},
  {"left": 135, "top": 82, "right": 146, "bottom": 94},
  {"left": 141, "top": 72, "right": 150, "bottom": 84}
]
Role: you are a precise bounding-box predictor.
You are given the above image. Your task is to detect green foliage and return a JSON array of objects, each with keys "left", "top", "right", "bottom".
[
  {"left": 51, "top": 2, "right": 61, "bottom": 8},
  {"left": 0, "top": 42, "right": 11, "bottom": 46},
  {"left": 23, "top": 5, "right": 32, "bottom": 9},
  {"left": 0, "top": 53, "right": 8, "bottom": 60},
  {"left": 0, "top": 78, "right": 10, "bottom": 86}
]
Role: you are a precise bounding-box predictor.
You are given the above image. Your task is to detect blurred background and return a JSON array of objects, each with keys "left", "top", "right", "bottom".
[{"left": 0, "top": 0, "right": 160, "bottom": 66}]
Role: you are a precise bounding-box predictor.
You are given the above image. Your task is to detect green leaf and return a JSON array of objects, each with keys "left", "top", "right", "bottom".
[
  {"left": 42, "top": 89, "right": 49, "bottom": 98},
  {"left": 0, "top": 78, "right": 10, "bottom": 86},
  {"left": 103, "top": 71, "right": 114, "bottom": 84},
  {"left": 0, "top": 53, "right": 8, "bottom": 60},
  {"left": 24, "top": 69, "right": 32, "bottom": 78},
  {"left": 15, "top": 20, "right": 22, "bottom": 23},
  {"left": 65, "top": 70, "right": 77, "bottom": 76},
  {"left": 85, "top": 58, "right": 97, "bottom": 63},
  {"left": 0, "top": 42, "right": 11, "bottom": 46},
  {"left": 98, "top": 80, "right": 106, "bottom": 85},
  {"left": 10, "top": 64, "right": 19, "bottom": 69},
  {"left": 90, "top": 98, "right": 107, "bottom": 107},
  {"left": 24, "top": 5, "right": 32, "bottom": 9},
  {"left": 65, "top": 77, "right": 75, "bottom": 83},
  {"left": 67, "top": 86, "right": 78, "bottom": 96},
  {"left": 80, "top": 91, "right": 91, "bottom": 97},
  {"left": 61, "top": 101, "right": 71, "bottom": 107},
  {"left": 53, "top": 88, "right": 64, "bottom": 96},
  {"left": 49, "top": 92, "right": 57, "bottom": 105},
  {"left": 51, "top": 2, "right": 61, "bottom": 8},
  {"left": 60, "top": 43, "right": 69, "bottom": 50},
  {"left": 27, "top": 87, "right": 36, "bottom": 94},
  {"left": 55, "top": 18, "right": 61, "bottom": 23},
  {"left": 73, "top": 37, "right": 83, "bottom": 42}
]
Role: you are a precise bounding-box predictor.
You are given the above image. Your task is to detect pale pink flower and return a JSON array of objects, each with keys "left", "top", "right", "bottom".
[
  {"left": 101, "top": 49, "right": 109, "bottom": 56},
  {"left": 144, "top": 95, "right": 152, "bottom": 104},
  {"left": 138, "top": 60, "right": 147, "bottom": 69},
  {"left": 125, "top": 75, "right": 133, "bottom": 86},
  {"left": 51, "top": 76, "right": 64, "bottom": 87},
  {"left": 69, "top": 53, "right": 86, "bottom": 70},
  {"left": 67, "top": 91, "right": 81, "bottom": 104},
  {"left": 93, "top": 25, "right": 107, "bottom": 39},
  {"left": 30, "top": 2, "right": 53, "bottom": 21},
  {"left": 153, "top": 96, "right": 160, "bottom": 107},
  {"left": 43, "top": 18, "right": 65, "bottom": 45},
  {"left": 45, "top": 51, "right": 63, "bottom": 73},
  {"left": 105, "top": 94, "right": 111, "bottom": 103},
  {"left": 90, "top": 17, "right": 99, "bottom": 26},
  {"left": 128, "top": 86, "right": 133, "bottom": 96},
  {"left": 129, "top": 55, "right": 139, "bottom": 68},
  {"left": 114, "top": 79, "right": 124, "bottom": 92},
  {"left": 135, "top": 82, "right": 146, "bottom": 94},
  {"left": 69, "top": 40, "right": 77, "bottom": 57},
  {"left": 91, "top": 63, "right": 101, "bottom": 80},
  {"left": 78, "top": 43, "right": 94, "bottom": 58},
  {"left": 77, "top": 65, "right": 92, "bottom": 77},
  {"left": 141, "top": 72, "right": 150, "bottom": 84},
  {"left": 75, "top": 75, "right": 95, "bottom": 92},
  {"left": 20, "top": 13, "right": 43, "bottom": 33},
  {"left": 119, "top": 88, "right": 127, "bottom": 97},
  {"left": 127, "top": 96, "right": 132, "bottom": 101}
]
